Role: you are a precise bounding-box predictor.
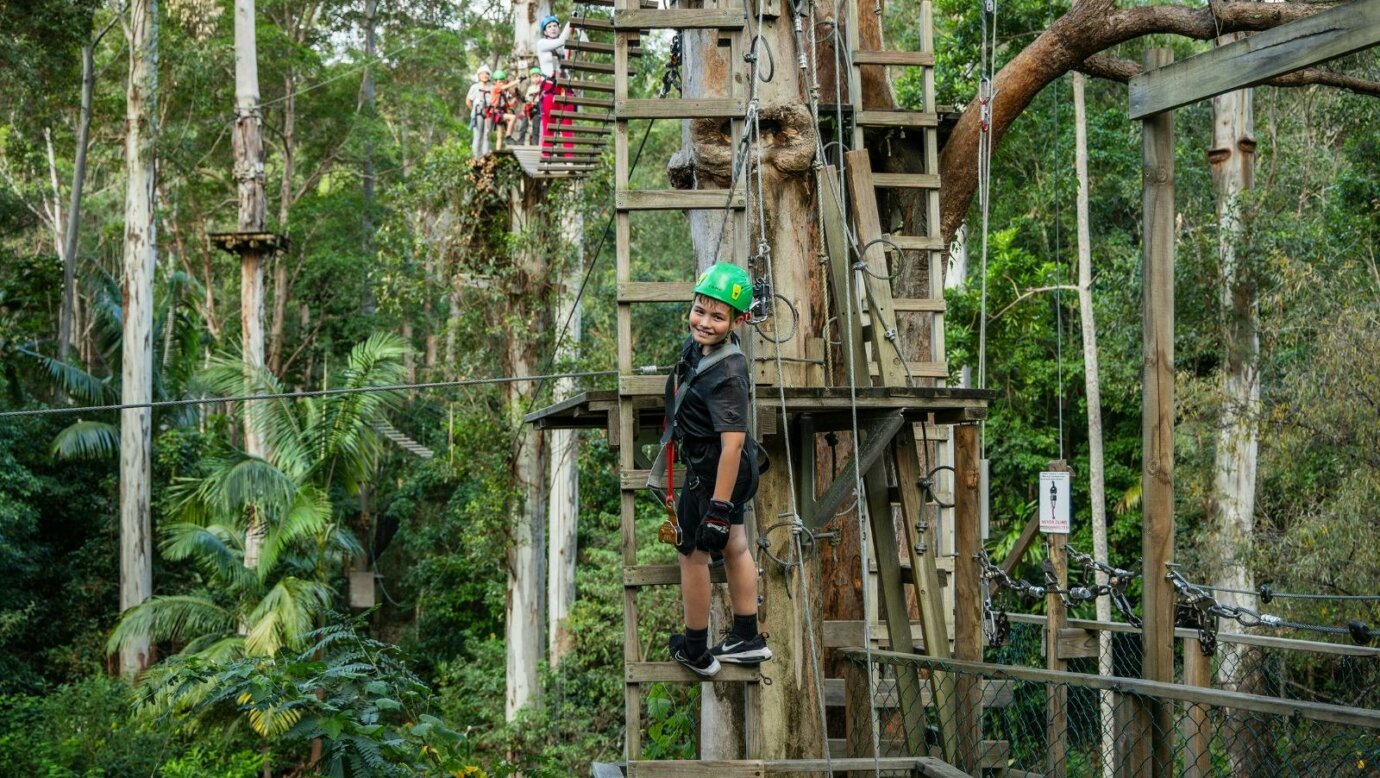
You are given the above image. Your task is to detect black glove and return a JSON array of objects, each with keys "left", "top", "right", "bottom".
[{"left": 696, "top": 499, "right": 733, "bottom": 553}]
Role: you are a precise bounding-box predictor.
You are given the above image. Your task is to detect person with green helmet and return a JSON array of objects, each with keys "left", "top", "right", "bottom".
[
  {"left": 486, "top": 68, "right": 519, "bottom": 149},
  {"left": 655, "top": 262, "right": 773, "bottom": 677}
]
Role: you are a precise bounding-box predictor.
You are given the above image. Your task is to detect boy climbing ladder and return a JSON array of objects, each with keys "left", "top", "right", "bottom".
[{"left": 651, "top": 263, "right": 773, "bottom": 678}]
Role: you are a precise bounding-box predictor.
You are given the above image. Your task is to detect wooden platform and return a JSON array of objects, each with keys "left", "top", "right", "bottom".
[
  {"left": 508, "top": 145, "right": 599, "bottom": 179},
  {"left": 525, "top": 386, "right": 993, "bottom": 432}
]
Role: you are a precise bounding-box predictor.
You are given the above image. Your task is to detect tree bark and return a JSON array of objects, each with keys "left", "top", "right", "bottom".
[
  {"left": 235, "top": 0, "right": 270, "bottom": 568},
  {"left": 118, "top": 0, "right": 158, "bottom": 678},
  {"left": 59, "top": 43, "right": 96, "bottom": 363},
  {"left": 1207, "top": 29, "right": 1265, "bottom": 778},
  {"left": 505, "top": 179, "right": 547, "bottom": 722},
  {"left": 547, "top": 185, "right": 583, "bottom": 669},
  {"left": 269, "top": 70, "right": 295, "bottom": 376},
  {"left": 1072, "top": 66, "right": 1116, "bottom": 778}
]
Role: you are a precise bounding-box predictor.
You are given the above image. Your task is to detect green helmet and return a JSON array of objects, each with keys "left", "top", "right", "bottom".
[
  {"left": 529, "top": 66, "right": 542, "bottom": 76},
  {"left": 493, "top": 69, "right": 507, "bottom": 80},
  {"left": 693, "top": 263, "right": 752, "bottom": 313}
]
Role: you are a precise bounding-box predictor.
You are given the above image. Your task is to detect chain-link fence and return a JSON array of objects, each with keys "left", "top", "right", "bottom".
[
  {"left": 988, "top": 616, "right": 1380, "bottom": 712},
  {"left": 840, "top": 649, "right": 1380, "bottom": 777}
]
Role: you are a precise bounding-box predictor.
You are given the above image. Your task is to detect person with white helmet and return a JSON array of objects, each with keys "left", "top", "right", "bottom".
[
  {"left": 464, "top": 64, "right": 494, "bottom": 156},
  {"left": 534, "top": 15, "right": 575, "bottom": 156}
]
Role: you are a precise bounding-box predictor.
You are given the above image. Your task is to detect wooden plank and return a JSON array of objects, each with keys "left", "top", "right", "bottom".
[
  {"left": 616, "top": 188, "right": 745, "bottom": 210},
  {"left": 806, "top": 410, "right": 905, "bottom": 528},
  {"left": 623, "top": 563, "right": 727, "bottom": 586},
  {"left": 818, "top": 165, "right": 871, "bottom": 389},
  {"left": 627, "top": 761, "right": 764, "bottom": 778},
  {"left": 583, "top": 0, "right": 660, "bottom": 7},
  {"left": 1140, "top": 47, "right": 1176, "bottom": 778},
  {"left": 1182, "top": 636, "right": 1213, "bottom": 778},
  {"left": 617, "top": 280, "right": 694, "bottom": 302},
  {"left": 824, "top": 677, "right": 1015, "bottom": 709},
  {"left": 592, "top": 763, "right": 624, "bottom": 778},
  {"left": 1129, "top": 0, "right": 1380, "bottom": 119},
  {"left": 1056, "top": 627, "right": 1100, "bottom": 660},
  {"left": 851, "top": 49, "right": 936, "bottom": 67},
  {"left": 565, "top": 40, "right": 644, "bottom": 56},
  {"left": 556, "top": 78, "right": 616, "bottom": 92},
  {"left": 563, "top": 95, "right": 616, "bottom": 109},
  {"left": 1001, "top": 515, "right": 1041, "bottom": 575},
  {"left": 892, "top": 233, "right": 945, "bottom": 251},
  {"left": 614, "top": 9, "right": 746, "bottom": 29},
  {"left": 625, "top": 662, "right": 761, "bottom": 683},
  {"left": 953, "top": 424, "right": 983, "bottom": 773},
  {"left": 868, "top": 361, "right": 948, "bottom": 379},
  {"left": 892, "top": 297, "right": 946, "bottom": 313},
  {"left": 824, "top": 618, "right": 927, "bottom": 650},
  {"left": 616, "top": 98, "right": 747, "bottom": 119},
  {"left": 620, "top": 469, "right": 685, "bottom": 490},
  {"left": 978, "top": 740, "right": 1010, "bottom": 770},
  {"left": 845, "top": 150, "right": 907, "bottom": 387},
  {"left": 546, "top": 110, "right": 614, "bottom": 122},
  {"left": 855, "top": 110, "right": 939, "bottom": 128},
  {"left": 872, "top": 173, "right": 941, "bottom": 189},
  {"left": 618, "top": 374, "right": 665, "bottom": 396},
  {"left": 766, "top": 757, "right": 957, "bottom": 774}
]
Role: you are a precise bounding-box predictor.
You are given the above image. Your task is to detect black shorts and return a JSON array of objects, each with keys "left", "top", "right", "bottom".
[{"left": 675, "top": 485, "right": 748, "bottom": 557}]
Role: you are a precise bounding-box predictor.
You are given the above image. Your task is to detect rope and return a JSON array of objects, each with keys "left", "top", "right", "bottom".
[{"left": 0, "top": 368, "right": 622, "bottom": 420}]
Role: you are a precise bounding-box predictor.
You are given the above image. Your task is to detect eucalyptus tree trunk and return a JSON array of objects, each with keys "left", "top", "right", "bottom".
[
  {"left": 118, "top": 0, "right": 158, "bottom": 678},
  {"left": 547, "top": 186, "right": 583, "bottom": 668},
  {"left": 1208, "top": 32, "right": 1263, "bottom": 778},
  {"left": 1072, "top": 68, "right": 1115, "bottom": 778},
  {"left": 234, "top": 0, "right": 270, "bottom": 568},
  {"left": 505, "top": 0, "right": 553, "bottom": 721},
  {"left": 59, "top": 43, "right": 96, "bottom": 363}
]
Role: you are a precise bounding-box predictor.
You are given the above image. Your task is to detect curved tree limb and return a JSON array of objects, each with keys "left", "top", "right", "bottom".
[
  {"left": 936, "top": 0, "right": 1366, "bottom": 244},
  {"left": 1078, "top": 53, "right": 1380, "bottom": 98}
]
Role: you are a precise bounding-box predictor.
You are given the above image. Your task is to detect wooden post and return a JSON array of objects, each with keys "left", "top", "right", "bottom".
[
  {"left": 1139, "top": 47, "right": 1176, "bottom": 778},
  {"left": 952, "top": 423, "right": 983, "bottom": 774},
  {"left": 1044, "top": 460, "right": 1072, "bottom": 778},
  {"left": 1181, "top": 637, "right": 1213, "bottom": 778}
]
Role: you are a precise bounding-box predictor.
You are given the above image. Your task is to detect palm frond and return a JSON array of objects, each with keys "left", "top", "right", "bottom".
[
  {"left": 159, "top": 522, "right": 252, "bottom": 586},
  {"left": 107, "top": 595, "right": 236, "bottom": 655},
  {"left": 254, "top": 485, "right": 334, "bottom": 579},
  {"left": 21, "top": 349, "right": 115, "bottom": 406},
  {"left": 244, "top": 577, "right": 334, "bottom": 656},
  {"left": 192, "top": 455, "right": 296, "bottom": 520},
  {"left": 51, "top": 419, "right": 120, "bottom": 460}
]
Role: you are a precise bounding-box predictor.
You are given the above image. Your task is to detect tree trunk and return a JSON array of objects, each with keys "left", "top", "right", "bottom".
[
  {"left": 360, "top": 0, "right": 378, "bottom": 315},
  {"left": 1072, "top": 67, "right": 1115, "bottom": 778},
  {"left": 505, "top": 180, "right": 547, "bottom": 721},
  {"left": 59, "top": 43, "right": 96, "bottom": 363},
  {"left": 234, "top": 0, "right": 270, "bottom": 568},
  {"left": 118, "top": 0, "right": 158, "bottom": 678},
  {"left": 547, "top": 186, "right": 583, "bottom": 669},
  {"left": 269, "top": 71, "right": 295, "bottom": 376},
  {"left": 1208, "top": 31, "right": 1264, "bottom": 778}
]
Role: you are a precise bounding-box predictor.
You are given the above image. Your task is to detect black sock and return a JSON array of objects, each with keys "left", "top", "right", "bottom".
[
  {"left": 732, "top": 613, "right": 758, "bottom": 640},
  {"left": 686, "top": 627, "right": 709, "bottom": 658}
]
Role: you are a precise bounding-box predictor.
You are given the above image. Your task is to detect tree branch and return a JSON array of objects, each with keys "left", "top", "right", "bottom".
[
  {"left": 936, "top": 0, "right": 1367, "bottom": 244},
  {"left": 1078, "top": 54, "right": 1380, "bottom": 98}
]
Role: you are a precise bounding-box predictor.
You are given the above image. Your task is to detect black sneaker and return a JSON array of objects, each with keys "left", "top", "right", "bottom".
[
  {"left": 710, "top": 632, "right": 773, "bottom": 664},
  {"left": 671, "top": 640, "right": 721, "bottom": 678}
]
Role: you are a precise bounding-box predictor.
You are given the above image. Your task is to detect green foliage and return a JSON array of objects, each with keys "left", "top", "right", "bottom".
[{"left": 143, "top": 618, "right": 475, "bottom": 776}]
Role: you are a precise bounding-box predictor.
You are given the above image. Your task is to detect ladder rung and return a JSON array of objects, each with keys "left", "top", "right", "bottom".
[
  {"left": 620, "top": 469, "right": 680, "bottom": 490},
  {"left": 624, "top": 564, "right": 727, "bottom": 587},
  {"left": 564, "top": 40, "right": 644, "bottom": 56},
  {"left": 616, "top": 188, "right": 745, "bottom": 211},
  {"left": 562, "top": 60, "right": 635, "bottom": 75},
  {"left": 556, "top": 78, "right": 616, "bottom": 92},
  {"left": 851, "top": 49, "right": 935, "bottom": 67},
  {"left": 571, "top": 16, "right": 616, "bottom": 31},
  {"left": 616, "top": 98, "right": 746, "bottom": 119},
  {"left": 626, "top": 761, "right": 765, "bottom": 778},
  {"left": 891, "top": 297, "right": 946, "bottom": 313},
  {"left": 625, "top": 662, "right": 761, "bottom": 683},
  {"left": 544, "top": 123, "right": 611, "bottom": 135},
  {"left": 583, "top": 0, "right": 661, "bottom": 7},
  {"left": 872, "top": 172, "right": 941, "bottom": 189},
  {"left": 617, "top": 280, "right": 694, "bottom": 302},
  {"left": 890, "top": 234, "right": 945, "bottom": 251},
  {"left": 619, "top": 374, "right": 666, "bottom": 395},
  {"left": 538, "top": 156, "right": 603, "bottom": 165},
  {"left": 538, "top": 137, "right": 608, "bottom": 147},
  {"left": 562, "top": 95, "right": 615, "bottom": 109},
  {"left": 855, "top": 110, "right": 939, "bottom": 128},
  {"left": 547, "top": 110, "right": 614, "bottom": 122},
  {"left": 614, "top": 9, "right": 746, "bottom": 30}
]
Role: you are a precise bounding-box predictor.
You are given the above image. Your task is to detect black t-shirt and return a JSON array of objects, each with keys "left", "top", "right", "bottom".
[{"left": 663, "top": 337, "right": 752, "bottom": 491}]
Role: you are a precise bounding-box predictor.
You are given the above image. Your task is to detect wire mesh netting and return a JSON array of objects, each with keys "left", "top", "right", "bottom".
[{"left": 840, "top": 649, "right": 1380, "bottom": 777}]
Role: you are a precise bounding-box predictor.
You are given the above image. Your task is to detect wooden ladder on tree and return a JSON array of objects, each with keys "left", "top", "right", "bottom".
[
  {"left": 509, "top": 0, "right": 656, "bottom": 179},
  {"left": 609, "top": 0, "right": 761, "bottom": 771}
]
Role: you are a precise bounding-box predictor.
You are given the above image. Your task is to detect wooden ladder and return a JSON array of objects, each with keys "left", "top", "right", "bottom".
[{"left": 610, "top": 0, "right": 759, "bottom": 768}]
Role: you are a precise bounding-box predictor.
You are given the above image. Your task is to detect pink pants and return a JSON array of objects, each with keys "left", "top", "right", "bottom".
[{"left": 539, "top": 82, "right": 575, "bottom": 157}]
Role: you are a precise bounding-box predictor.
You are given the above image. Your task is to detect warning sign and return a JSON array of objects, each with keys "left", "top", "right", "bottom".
[{"left": 1038, "top": 470, "right": 1071, "bottom": 534}]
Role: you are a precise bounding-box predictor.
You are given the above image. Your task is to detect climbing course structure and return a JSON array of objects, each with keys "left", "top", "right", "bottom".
[{"left": 528, "top": 0, "right": 994, "bottom": 773}]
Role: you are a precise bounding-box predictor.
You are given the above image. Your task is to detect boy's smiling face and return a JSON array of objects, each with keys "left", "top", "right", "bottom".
[{"left": 688, "top": 295, "right": 744, "bottom": 347}]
